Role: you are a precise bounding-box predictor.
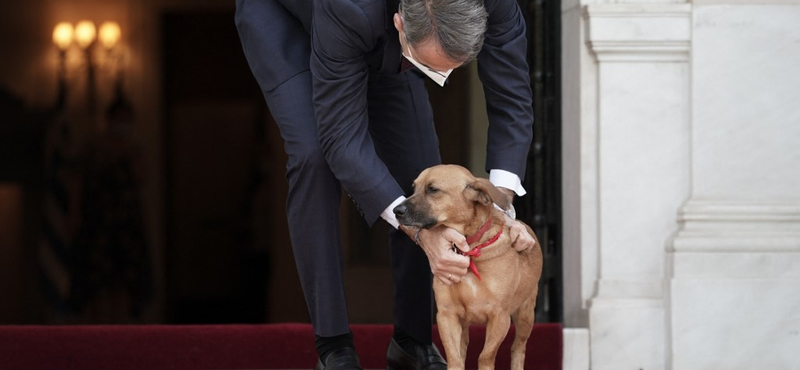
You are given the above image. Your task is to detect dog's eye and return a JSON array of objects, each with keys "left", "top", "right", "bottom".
[{"left": 426, "top": 185, "right": 439, "bottom": 195}]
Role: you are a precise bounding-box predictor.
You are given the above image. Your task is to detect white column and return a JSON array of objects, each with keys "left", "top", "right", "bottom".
[
  {"left": 669, "top": 4, "right": 800, "bottom": 369},
  {"left": 580, "top": 4, "right": 692, "bottom": 370}
]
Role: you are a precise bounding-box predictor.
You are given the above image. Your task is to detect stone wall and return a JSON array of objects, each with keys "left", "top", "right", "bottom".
[{"left": 562, "top": 1, "right": 800, "bottom": 369}]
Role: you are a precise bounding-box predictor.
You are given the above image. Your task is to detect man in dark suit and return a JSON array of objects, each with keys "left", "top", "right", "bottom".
[{"left": 235, "top": 0, "right": 534, "bottom": 369}]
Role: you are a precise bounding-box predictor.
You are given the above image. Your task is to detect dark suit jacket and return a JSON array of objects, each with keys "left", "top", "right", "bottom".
[{"left": 256, "top": 0, "right": 533, "bottom": 224}]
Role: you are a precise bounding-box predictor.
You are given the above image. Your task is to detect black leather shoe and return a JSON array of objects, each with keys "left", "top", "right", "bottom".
[
  {"left": 315, "top": 347, "right": 363, "bottom": 370},
  {"left": 386, "top": 337, "right": 447, "bottom": 370}
]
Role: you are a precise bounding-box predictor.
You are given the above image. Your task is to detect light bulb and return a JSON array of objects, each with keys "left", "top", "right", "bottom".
[
  {"left": 53, "top": 22, "right": 73, "bottom": 50},
  {"left": 74, "top": 20, "right": 96, "bottom": 49},
  {"left": 98, "top": 22, "right": 121, "bottom": 49}
]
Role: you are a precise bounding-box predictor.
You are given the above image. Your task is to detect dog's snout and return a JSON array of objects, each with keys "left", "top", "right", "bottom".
[
  {"left": 393, "top": 203, "right": 408, "bottom": 217},
  {"left": 392, "top": 199, "right": 435, "bottom": 229}
]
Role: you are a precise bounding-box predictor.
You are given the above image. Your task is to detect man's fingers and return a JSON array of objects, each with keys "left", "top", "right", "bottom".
[
  {"left": 441, "top": 227, "right": 470, "bottom": 252},
  {"left": 430, "top": 254, "right": 470, "bottom": 274},
  {"left": 443, "top": 253, "right": 471, "bottom": 269},
  {"left": 452, "top": 240, "right": 470, "bottom": 253},
  {"left": 509, "top": 220, "right": 535, "bottom": 252}
]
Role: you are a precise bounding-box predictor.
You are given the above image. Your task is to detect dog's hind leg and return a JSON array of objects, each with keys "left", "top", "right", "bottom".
[
  {"left": 509, "top": 292, "right": 537, "bottom": 370},
  {"left": 478, "top": 313, "right": 511, "bottom": 370}
]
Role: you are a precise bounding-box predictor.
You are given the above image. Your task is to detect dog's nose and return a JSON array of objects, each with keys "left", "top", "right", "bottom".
[{"left": 393, "top": 204, "right": 408, "bottom": 217}]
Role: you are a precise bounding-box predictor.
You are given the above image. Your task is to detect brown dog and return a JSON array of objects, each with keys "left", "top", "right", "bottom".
[{"left": 393, "top": 164, "right": 543, "bottom": 370}]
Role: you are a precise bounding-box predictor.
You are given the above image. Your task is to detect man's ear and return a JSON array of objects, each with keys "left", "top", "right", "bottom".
[
  {"left": 464, "top": 178, "right": 511, "bottom": 210},
  {"left": 393, "top": 12, "right": 403, "bottom": 33}
]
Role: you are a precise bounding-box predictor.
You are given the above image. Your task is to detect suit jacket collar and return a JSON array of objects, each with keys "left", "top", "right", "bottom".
[{"left": 365, "top": 0, "right": 402, "bottom": 74}]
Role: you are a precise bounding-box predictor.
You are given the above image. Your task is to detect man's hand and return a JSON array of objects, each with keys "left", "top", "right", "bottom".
[
  {"left": 400, "top": 225, "right": 470, "bottom": 285},
  {"left": 504, "top": 214, "right": 536, "bottom": 252},
  {"left": 496, "top": 186, "right": 535, "bottom": 252}
]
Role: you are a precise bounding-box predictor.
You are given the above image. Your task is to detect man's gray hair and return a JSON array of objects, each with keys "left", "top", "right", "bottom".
[{"left": 400, "top": 0, "right": 488, "bottom": 63}]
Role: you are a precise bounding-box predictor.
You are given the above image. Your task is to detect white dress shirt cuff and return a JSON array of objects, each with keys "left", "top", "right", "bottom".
[
  {"left": 489, "top": 169, "right": 526, "bottom": 196},
  {"left": 381, "top": 196, "right": 407, "bottom": 229}
]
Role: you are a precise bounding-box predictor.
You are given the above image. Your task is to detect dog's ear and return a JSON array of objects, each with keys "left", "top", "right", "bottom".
[{"left": 464, "top": 178, "right": 511, "bottom": 210}]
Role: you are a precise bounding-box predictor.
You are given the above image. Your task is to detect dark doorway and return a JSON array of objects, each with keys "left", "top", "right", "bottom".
[
  {"left": 161, "top": 11, "right": 272, "bottom": 324},
  {"left": 518, "top": 0, "right": 563, "bottom": 324}
]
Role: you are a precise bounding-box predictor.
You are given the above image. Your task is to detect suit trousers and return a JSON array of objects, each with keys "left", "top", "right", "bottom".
[{"left": 235, "top": 0, "right": 442, "bottom": 343}]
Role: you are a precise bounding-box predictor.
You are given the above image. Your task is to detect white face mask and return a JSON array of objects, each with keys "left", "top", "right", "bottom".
[{"left": 401, "top": 35, "right": 453, "bottom": 87}]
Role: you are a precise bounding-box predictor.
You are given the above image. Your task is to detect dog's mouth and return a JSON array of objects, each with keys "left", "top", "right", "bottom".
[{"left": 396, "top": 214, "right": 438, "bottom": 230}]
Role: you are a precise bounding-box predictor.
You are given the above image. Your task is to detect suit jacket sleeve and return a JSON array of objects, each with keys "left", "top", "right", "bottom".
[
  {"left": 478, "top": 0, "right": 534, "bottom": 181},
  {"left": 311, "top": 0, "right": 404, "bottom": 225}
]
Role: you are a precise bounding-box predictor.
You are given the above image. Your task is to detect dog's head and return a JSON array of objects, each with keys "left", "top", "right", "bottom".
[{"left": 393, "top": 164, "right": 512, "bottom": 234}]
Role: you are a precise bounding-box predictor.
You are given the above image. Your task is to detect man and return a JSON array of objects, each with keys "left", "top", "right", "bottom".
[{"left": 235, "top": 0, "right": 534, "bottom": 369}]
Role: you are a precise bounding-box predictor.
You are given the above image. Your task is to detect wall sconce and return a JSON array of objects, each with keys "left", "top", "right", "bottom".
[
  {"left": 52, "top": 22, "right": 73, "bottom": 108},
  {"left": 51, "top": 20, "right": 123, "bottom": 113}
]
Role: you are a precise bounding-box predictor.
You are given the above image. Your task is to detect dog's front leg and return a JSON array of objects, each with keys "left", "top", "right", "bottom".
[
  {"left": 478, "top": 314, "right": 511, "bottom": 370},
  {"left": 459, "top": 320, "right": 469, "bottom": 361},
  {"left": 437, "top": 310, "right": 466, "bottom": 370}
]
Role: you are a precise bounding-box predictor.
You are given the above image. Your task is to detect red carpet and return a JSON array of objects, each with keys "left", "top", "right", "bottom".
[{"left": 0, "top": 323, "right": 562, "bottom": 369}]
